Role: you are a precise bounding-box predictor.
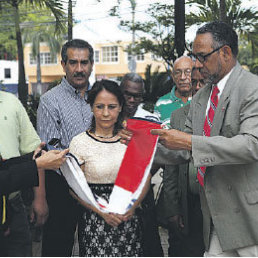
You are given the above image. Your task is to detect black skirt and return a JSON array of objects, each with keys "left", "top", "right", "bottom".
[{"left": 78, "top": 184, "right": 144, "bottom": 257}]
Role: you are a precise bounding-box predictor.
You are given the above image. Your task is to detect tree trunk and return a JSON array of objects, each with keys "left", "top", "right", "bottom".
[
  {"left": 36, "top": 51, "right": 42, "bottom": 96},
  {"left": 130, "top": 0, "right": 136, "bottom": 73},
  {"left": 12, "top": 0, "right": 27, "bottom": 107},
  {"left": 68, "top": 0, "right": 73, "bottom": 40},
  {"left": 219, "top": 0, "right": 227, "bottom": 22},
  {"left": 175, "top": 0, "right": 185, "bottom": 58}
]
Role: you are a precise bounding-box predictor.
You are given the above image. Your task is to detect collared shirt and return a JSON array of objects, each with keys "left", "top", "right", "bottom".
[
  {"left": 0, "top": 91, "right": 40, "bottom": 199},
  {"left": 154, "top": 87, "right": 191, "bottom": 127},
  {"left": 37, "top": 77, "right": 93, "bottom": 149},
  {"left": 0, "top": 91, "right": 40, "bottom": 159},
  {"left": 205, "top": 68, "right": 234, "bottom": 116},
  {"left": 134, "top": 104, "right": 160, "bottom": 122}
]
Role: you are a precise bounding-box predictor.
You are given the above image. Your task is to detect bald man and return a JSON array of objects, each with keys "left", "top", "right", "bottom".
[
  {"left": 163, "top": 68, "right": 206, "bottom": 257},
  {"left": 154, "top": 56, "right": 193, "bottom": 127}
]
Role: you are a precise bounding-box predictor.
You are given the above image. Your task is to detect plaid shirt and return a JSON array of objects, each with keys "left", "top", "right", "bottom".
[{"left": 37, "top": 78, "right": 92, "bottom": 149}]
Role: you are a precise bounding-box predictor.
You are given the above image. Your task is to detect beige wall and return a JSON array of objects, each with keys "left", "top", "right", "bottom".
[
  {"left": 24, "top": 41, "right": 166, "bottom": 94},
  {"left": 94, "top": 41, "right": 166, "bottom": 80},
  {"left": 24, "top": 43, "right": 64, "bottom": 94}
]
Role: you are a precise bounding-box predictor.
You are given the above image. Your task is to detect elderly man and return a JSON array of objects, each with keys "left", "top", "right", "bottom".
[
  {"left": 37, "top": 39, "right": 94, "bottom": 256},
  {"left": 120, "top": 73, "right": 159, "bottom": 121},
  {"left": 163, "top": 68, "right": 206, "bottom": 257},
  {"left": 151, "top": 21, "right": 258, "bottom": 256},
  {"left": 154, "top": 56, "right": 193, "bottom": 127}
]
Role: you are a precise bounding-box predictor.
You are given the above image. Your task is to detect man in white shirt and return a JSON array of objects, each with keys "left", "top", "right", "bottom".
[
  {"left": 120, "top": 73, "right": 159, "bottom": 122},
  {"left": 120, "top": 73, "right": 163, "bottom": 257}
]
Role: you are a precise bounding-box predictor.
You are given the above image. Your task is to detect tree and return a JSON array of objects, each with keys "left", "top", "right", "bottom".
[
  {"left": 23, "top": 29, "right": 61, "bottom": 95},
  {"left": 143, "top": 64, "right": 173, "bottom": 112},
  {"left": 0, "top": 0, "right": 65, "bottom": 107},
  {"left": 110, "top": 0, "right": 137, "bottom": 72},
  {"left": 175, "top": 0, "right": 185, "bottom": 57},
  {"left": 219, "top": 0, "right": 226, "bottom": 22},
  {"left": 186, "top": 0, "right": 258, "bottom": 33},
  {"left": 133, "top": 3, "right": 176, "bottom": 68},
  {"left": 186, "top": 0, "right": 258, "bottom": 71},
  {"left": 0, "top": 5, "right": 17, "bottom": 60},
  {"left": 68, "top": 0, "right": 73, "bottom": 40}
]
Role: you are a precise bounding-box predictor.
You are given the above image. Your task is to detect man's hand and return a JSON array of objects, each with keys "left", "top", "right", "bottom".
[
  {"left": 118, "top": 128, "right": 133, "bottom": 145},
  {"left": 168, "top": 214, "right": 184, "bottom": 229},
  {"left": 30, "top": 195, "right": 49, "bottom": 226},
  {"left": 36, "top": 149, "right": 69, "bottom": 170},
  {"left": 151, "top": 129, "right": 192, "bottom": 150},
  {"left": 33, "top": 142, "right": 46, "bottom": 159}
]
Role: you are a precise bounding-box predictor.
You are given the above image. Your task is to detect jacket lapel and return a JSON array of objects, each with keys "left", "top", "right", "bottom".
[
  {"left": 211, "top": 62, "right": 242, "bottom": 136},
  {"left": 194, "top": 84, "right": 212, "bottom": 135}
]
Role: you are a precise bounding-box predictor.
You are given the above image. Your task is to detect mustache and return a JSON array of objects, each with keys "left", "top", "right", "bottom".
[{"left": 73, "top": 72, "right": 86, "bottom": 77}]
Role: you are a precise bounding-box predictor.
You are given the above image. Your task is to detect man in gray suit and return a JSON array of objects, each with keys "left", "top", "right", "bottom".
[
  {"left": 163, "top": 68, "right": 205, "bottom": 257},
  {"left": 150, "top": 21, "right": 258, "bottom": 256}
]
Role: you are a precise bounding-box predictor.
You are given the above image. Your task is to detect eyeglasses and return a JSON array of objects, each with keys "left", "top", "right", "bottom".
[
  {"left": 190, "top": 45, "right": 225, "bottom": 63},
  {"left": 173, "top": 69, "right": 192, "bottom": 78},
  {"left": 123, "top": 91, "right": 143, "bottom": 101}
]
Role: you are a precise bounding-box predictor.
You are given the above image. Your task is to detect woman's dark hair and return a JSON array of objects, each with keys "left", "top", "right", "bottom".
[{"left": 87, "top": 79, "right": 125, "bottom": 135}]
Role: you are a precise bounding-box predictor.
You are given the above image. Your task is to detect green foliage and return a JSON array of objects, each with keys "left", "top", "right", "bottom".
[
  {"left": 186, "top": 0, "right": 258, "bottom": 73},
  {"left": 0, "top": 1, "right": 65, "bottom": 59},
  {"left": 186, "top": 0, "right": 258, "bottom": 33},
  {"left": 23, "top": 0, "right": 66, "bottom": 35},
  {"left": 0, "top": 0, "right": 65, "bottom": 105},
  {"left": 109, "top": 1, "right": 176, "bottom": 68},
  {"left": 135, "top": 3, "right": 176, "bottom": 67}
]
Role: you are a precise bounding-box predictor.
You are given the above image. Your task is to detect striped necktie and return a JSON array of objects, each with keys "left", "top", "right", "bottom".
[{"left": 197, "top": 85, "right": 220, "bottom": 186}]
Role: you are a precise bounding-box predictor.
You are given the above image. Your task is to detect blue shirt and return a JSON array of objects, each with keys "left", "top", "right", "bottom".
[{"left": 37, "top": 78, "right": 93, "bottom": 149}]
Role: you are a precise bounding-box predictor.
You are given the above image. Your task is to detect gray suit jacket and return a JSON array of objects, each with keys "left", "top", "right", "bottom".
[
  {"left": 163, "top": 105, "right": 190, "bottom": 235},
  {"left": 155, "top": 62, "right": 258, "bottom": 251}
]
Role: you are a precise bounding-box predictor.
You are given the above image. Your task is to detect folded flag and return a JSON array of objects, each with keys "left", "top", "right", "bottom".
[{"left": 60, "top": 118, "right": 161, "bottom": 214}]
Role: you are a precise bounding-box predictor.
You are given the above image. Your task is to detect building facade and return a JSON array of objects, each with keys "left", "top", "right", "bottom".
[
  {"left": 0, "top": 60, "right": 18, "bottom": 94},
  {"left": 24, "top": 41, "right": 166, "bottom": 95}
]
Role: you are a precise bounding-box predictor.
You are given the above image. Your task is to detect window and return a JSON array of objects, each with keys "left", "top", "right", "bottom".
[
  {"left": 102, "top": 46, "right": 118, "bottom": 63},
  {"left": 127, "top": 52, "right": 145, "bottom": 62},
  {"left": 151, "top": 54, "right": 162, "bottom": 61},
  {"left": 29, "top": 52, "right": 57, "bottom": 65},
  {"left": 94, "top": 50, "right": 100, "bottom": 63},
  {"left": 4, "top": 68, "right": 11, "bottom": 79},
  {"left": 30, "top": 54, "right": 37, "bottom": 65}
]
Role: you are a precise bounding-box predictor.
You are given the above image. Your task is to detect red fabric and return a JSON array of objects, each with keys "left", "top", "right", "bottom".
[
  {"left": 114, "top": 118, "right": 161, "bottom": 192},
  {"left": 198, "top": 86, "right": 219, "bottom": 186}
]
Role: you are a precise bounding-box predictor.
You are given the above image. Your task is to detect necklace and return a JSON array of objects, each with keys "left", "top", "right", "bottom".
[{"left": 92, "top": 132, "right": 115, "bottom": 139}]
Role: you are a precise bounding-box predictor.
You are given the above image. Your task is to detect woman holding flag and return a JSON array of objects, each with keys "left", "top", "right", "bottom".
[{"left": 69, "top": 80, "right": 153, "bottom": 256}]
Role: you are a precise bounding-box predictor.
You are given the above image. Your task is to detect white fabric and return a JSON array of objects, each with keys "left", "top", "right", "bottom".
[
  {"left": 69, "top": 132, "right": 126, "bottom": 184},
  {"left": 134, "top": 104, "right": 160, "bottom": 122},
  {"left": 61, "top": 126, "right": 159, "bottom": 214}
]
